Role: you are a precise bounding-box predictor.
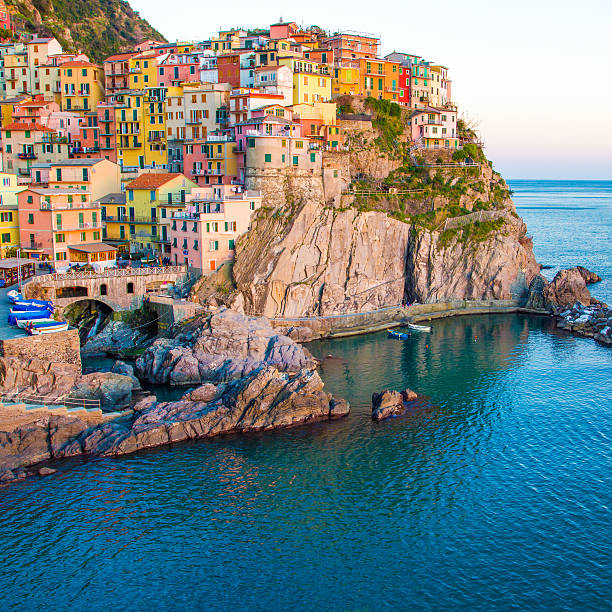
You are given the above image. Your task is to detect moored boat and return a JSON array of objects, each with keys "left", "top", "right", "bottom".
[
  {"left": 407, "top": 322, "right": 432, "bottom": 333},
  {"left": 26, "top": 321, "right": 69, "bottom": 335},
  {"left": 16, "top": 317, "right": 56, "bottom": 329},
  {"left": 8, "top": 309, "right": 53, "bottom": 325},
  {"left": 388, "top": 330, "right": 410, "bottom": 340},
  {"left": 12, "top": 300, "right": 53, "bottom": 311}
]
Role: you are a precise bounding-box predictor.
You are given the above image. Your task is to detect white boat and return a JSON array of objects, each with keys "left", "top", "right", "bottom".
[
  {"left": 26, "top": 321, "right": 69, "bottom": 335},
  {"left": 7, "top": 290, "right": 22, "bottom": 302},
  {"left": 407, "top": 322, "right": 432, "bottom": 333},
  {"left": 17, "top": 317, "right": 56, "bottom": 329}
]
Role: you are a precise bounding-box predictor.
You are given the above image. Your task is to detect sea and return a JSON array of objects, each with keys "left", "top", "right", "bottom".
[{"left": 0, "top": 180, "right": 610, "bottom": 611}]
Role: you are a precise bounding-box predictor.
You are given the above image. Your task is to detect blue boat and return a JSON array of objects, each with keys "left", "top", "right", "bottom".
[
  {"left": 7, "top": 291, "right": 22, "bottom": 303},
  {"left": 388, "top": 329, "right": 410, "bottom": 340},
  {"left": 8, "top": 309, "right": 53, "bottom": 325},
  {"left": 12, "top": 300, "right": 53, "bottom": 311}
]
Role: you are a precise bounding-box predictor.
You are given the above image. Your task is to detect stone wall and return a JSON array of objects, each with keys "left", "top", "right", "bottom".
[{"left": 0, "top": 329, "right": 81, "bottom": 367}]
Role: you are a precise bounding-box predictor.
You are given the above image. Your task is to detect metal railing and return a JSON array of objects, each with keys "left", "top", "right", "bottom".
[
  {"left": 30, "top": 265, "right": 187, "bottom": 282},
  {"left": 1, "top": 391, "right": 101, "bottom": 411}
]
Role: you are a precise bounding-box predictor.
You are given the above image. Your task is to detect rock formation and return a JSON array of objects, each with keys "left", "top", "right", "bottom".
[
  {"left": 135, "top": 307, "right": 317, "bottom": 385},
  {"left": 372, "top": 388, "right": 418, "bottom": 421},
  {"left": 59, "top": 367, "right": 349, "bottom": 460},
  {"left": 232, "top": 103, "right": 540, "bottom": 318}
]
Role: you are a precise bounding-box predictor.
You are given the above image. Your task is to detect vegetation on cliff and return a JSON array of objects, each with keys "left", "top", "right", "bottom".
[{"left": 7, "top": 0, "right": 166, "bottom": 61}]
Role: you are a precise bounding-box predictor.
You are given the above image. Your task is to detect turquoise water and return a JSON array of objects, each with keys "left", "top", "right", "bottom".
[{"left": 1, "top": 181, "right": 611, "bottom": 611}]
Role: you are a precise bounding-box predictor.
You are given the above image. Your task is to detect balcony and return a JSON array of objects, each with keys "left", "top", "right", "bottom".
[
  {"left": 24, "top": 241, "right": 43, "bottom": 250},
  {"left": 104, "top": 215, "right": 157, "bottom": 224},
  {"left": 120, "top": 141, "right": 143, "bottom": 149},
  {"left": 41, "top": 202, "right": 100, "bottom": 211},
  {"left": 130, "top": 67, "right": 142, "bottom": 73},
  {"left": 54, "top": 222, "right": 103, "bottom": 231},
  {"left": 99, "top": 116, "right": 113, "bottom": 123},
  {"left": 152, "top": 236, "right": 170, "bottom": 244},
  {"left": 17, "top": 152, "right": 37, "bottom": 160},
  {"left": 148, "top": 135, "right": 164, "bottom": 142},
  {"left": 186, "top": 117, "right": 201, "bottom": 125}
]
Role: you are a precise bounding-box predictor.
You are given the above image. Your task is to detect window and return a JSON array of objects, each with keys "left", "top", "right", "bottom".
[
  {"left": 100, "top": 284, "right": 107, "bottom": 296},
  {"left": 150, "top": 190, "right": 156, "bottom": 201},
  {"left": 1, "top": 233, "right": 10, "bottom": 243},
  {"left": 55, "top": 233, "right": 65, "bottom": 243},
  {"left": 292, "top": 156, "right": 298, "bottom": 166},
  {"left": 228, "top": 239, "right": 235, "bottom": 250},
  {"left": 295, "top": 141, "right": 304, "bottom": 149},
  {"left": 310, "top": 153, "right": 316, "bottom": 163},
  {"left": 264, "top": 153, "right": 271, "bottom": 163},
  {"left": 27, "top": 213, "right": 34, "bottom": 224},
  {"left": 248, "top": 138, "right": 255, "bottom": 148},
  {"left": 56, "top": 169, "right": 62, "bottom": 181},
  {"left": 93, "top": 231, "right": 100, "bottom": 240},
  {"left": 127, "top": 282, "right": 134, "bottom": 294},
  {"left": 128, "top": 190, "right": 134, "bottom": 201},
  {"left": 250, "top": 201, "right": 255, "bottom": 210}
]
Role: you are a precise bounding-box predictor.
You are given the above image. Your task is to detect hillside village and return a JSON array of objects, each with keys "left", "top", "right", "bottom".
[{"left": 0, "top": 15, "right": 472, "bottom": 277}]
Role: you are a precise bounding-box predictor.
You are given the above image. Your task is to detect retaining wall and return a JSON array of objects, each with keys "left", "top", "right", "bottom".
[{"left": 0, "top": 329, "right": 81, "bottom": 367}]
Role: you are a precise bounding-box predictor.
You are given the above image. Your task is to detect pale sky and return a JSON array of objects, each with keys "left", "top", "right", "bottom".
[{"left": 129, "top": 0, "right": 612, "bottom": 179}]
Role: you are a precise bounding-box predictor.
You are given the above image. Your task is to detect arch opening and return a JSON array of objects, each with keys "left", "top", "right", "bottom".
[{"left": 63, "top": 299, "right": 114, "bottom": 345}]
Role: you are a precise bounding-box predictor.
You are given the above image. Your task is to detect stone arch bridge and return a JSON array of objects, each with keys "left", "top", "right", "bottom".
[{"left": 24, "top": 266, "right": 189, "bottom": 312}]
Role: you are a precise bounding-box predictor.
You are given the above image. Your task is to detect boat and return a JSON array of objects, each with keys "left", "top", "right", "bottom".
[
  {"left": 388, "top": 330, "right": 410, "bottom": 340},
  {"left": 12, "top": 300, "right": 53, "bottom": 311},
  {"left": 17, "top": 317, "right": 56, "bottom": 329},
  {"left": 8, "top": 309, "right": 53, "bottom": 325},
  {"left": 26, "top": 321, "right": 69, "bottom": 335},
  {"left": 407, "top": 323, "right": 432, "bottom": 333},
  {"left": 7, "top": 290, "right": 22, "bottom": 303}
]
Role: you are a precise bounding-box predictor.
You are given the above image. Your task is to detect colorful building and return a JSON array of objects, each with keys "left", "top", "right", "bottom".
[
  {"left": 18, "top": 187, "right": 104, "bottom": 269},
  {"left": 278, "top": 57, "right": 332, "bottom": 104},
  {"left": 0, "top": 172, "right": 24, "bottom": 256},
  {"left": 59, "top": 60, "right": 104, "bottom": 115},
  {"left": 321, "top": 31, "right": 380, "bottom": 64},
  {"left": 103, "top": 52, "right": 134, "bottom": 94},
  {"left": 104, "top": 172, "right": 196, "bottom": 256},
  {"left": 409, "top": 108, "right": 458, "bottom": 149},
  {"left": 169, "top": 184, "right": 261, "bottom": 273}
]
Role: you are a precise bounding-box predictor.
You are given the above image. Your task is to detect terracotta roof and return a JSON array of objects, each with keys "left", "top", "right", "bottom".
[
  {"left": 2, "top": 122, "right": 55, "bottom": 133},
  {"left": 68, "top": 242, "right": 117, "bottom": 253},
  {"left": 125, "top": 173, "right": 184, "bottom": 190},
  {"left": 18, "top": 100, "right": 53, "bottom": 107},
  {"left": 60, "top": 61, "right": 97, "bottom": 68},
  {"left": 104, "top": 53, "right": 136, "bottom": 62}
]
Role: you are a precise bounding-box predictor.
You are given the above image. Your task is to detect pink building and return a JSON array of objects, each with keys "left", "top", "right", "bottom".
[
  {"left": 409, "top": 108, "right": 458, "bottom": 149},
  {"left": 158, "top": 53, "right": 201, "bottom": 87},
  {"left": 18, "top": 187, "right": 109, "bottom": 270},
  {"left": 228, "top": 88, "right": 285, "bottom": 125},
  {"left": 169, "top": 184, "right": 261, "bottom": 273},
  {"left": 12, "top": 97, "right": 60, "bottom": 125}
]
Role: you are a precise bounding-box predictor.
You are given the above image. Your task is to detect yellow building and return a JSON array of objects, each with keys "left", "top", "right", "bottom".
[
  {"left": 59, "top": 60, "right": 104, "bottom": 115},
  {"left": 279, "top": 57, "right": 332, "bottom": 104},
  {"left": 114, "top": 91, "right": 167, "bottom": 171},
  {"left": 332, "top": 66, "right": 361, "bottom": 97},
  {"left": 211, "top": 29, "right": 246, "bottom": 54},
  {"left": 128, "top": 52, "right": 160, "bottom": 90},
  {"left": 0, "top": 172, "right": 24, "bottom": 257},
  {"left": 102, "top": 172, "right": 196, "bottom": 256}
]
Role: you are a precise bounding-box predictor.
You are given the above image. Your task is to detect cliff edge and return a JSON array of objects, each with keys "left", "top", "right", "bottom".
[{"left": 227, "top": 98, "right": 539, "bottom": 318}]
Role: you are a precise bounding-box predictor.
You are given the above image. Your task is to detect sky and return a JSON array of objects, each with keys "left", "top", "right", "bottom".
[{"left": 129, "top": 0, "right": 612, "bottom": 179}]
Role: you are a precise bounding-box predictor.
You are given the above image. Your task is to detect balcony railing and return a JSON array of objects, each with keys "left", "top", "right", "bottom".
[
  {"left": 54, "top": 222, "right": 103, "bottom": 231},
  {"left": 24, "top": 241, "right": 43, "bottom": 249},
  {"left": 18, "top": 152, "right": 36, "bottom": 160},
  {"left": 104, "top": 215, "right": 157, "bottom": 224},
  {"left": 41, "top": 202, "right": 100, "bottom": 211}
]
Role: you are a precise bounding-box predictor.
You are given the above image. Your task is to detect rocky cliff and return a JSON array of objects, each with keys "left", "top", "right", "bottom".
[{"left": 231, "top": 99, "right": 539, "bottom": 318}]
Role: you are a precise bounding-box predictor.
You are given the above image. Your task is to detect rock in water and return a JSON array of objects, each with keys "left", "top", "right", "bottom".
[
  {"left": 576, "top": 266, "right": 602, "bottom": 285},
  {"left": 135, "top": 308, "right": 318, "bottom": 386},
  {"left": 543, "top": 268, "right": 594, "bottom": 309},
  {"left": 59, "top": 367, "right": 349, "bottom": 458},
  {"left": 372, "top": 388, "right": 418, "bottom": 421}
]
